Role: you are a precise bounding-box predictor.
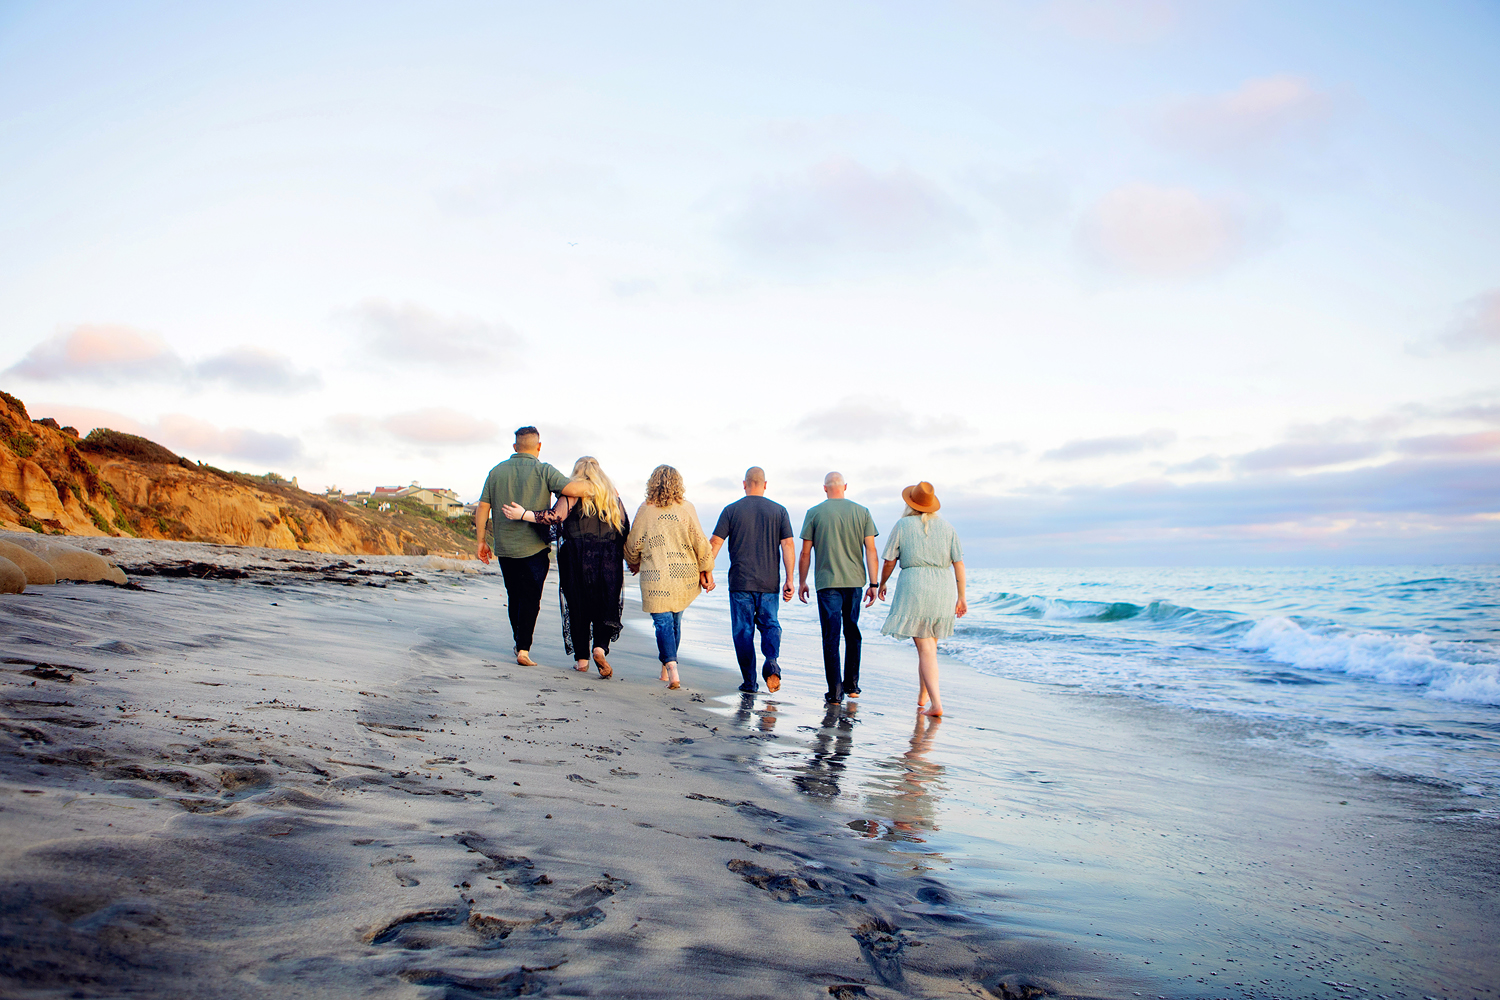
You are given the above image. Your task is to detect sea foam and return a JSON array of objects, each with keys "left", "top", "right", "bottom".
[{"left": 1238, "top": 616, "right": 1500, "bottom": 705}]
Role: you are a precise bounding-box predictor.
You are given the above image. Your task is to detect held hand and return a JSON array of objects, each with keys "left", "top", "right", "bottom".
[
  {"left": 628, "top": 563, "right": 639, "bottom": 576},
  {"left": 500, "top": 502, "right": 527, "bottom": 521},
  {"left": 864, "top": 585, "right": 877, "bottom": 608},
  {"left": 782, "top": 581, "right": 794, "bottom": 602},
  {"left": 477, "top": 542, "right": 492, "bottom": 565},
  {"left": 956, "top": 597, "right": 968, "bottom": 618},
  {"left": 798, "top": 583, "right": 810, "bottom": 603},
  {"left": 700, "top": 570, "right": 716, "bottom": 592},
  {"left": 877, "top": 584, "right": 888, "bottom": 602}
]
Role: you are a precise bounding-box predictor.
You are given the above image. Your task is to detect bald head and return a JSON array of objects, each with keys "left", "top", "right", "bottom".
[
  {"left": 823, "top": 472, "right": 847, "bottom": 499},
  {"left": 743, "top": 466, "right": 767, "bottom": 496}
]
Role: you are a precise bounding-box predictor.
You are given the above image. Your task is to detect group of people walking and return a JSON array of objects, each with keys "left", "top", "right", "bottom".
[{"left": 474, "top": 426, "right": 966, "bottom": 717}]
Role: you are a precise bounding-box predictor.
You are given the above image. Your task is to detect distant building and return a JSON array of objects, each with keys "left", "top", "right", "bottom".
[{"left": 335, "top": 482, "right": 466, "bottom": 517}]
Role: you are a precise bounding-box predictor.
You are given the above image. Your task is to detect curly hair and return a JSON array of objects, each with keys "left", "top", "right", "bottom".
[{"left": 644, "top": 464, "right": 685, "bottom": 507}]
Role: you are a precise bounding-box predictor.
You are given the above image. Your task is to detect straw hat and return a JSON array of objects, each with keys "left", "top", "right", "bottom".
[{"left": 902, "top": 481, "right": 940, "bottom": 513}]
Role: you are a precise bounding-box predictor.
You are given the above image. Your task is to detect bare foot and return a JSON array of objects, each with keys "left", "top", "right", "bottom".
[
  {"left": 922, "top": 705, "right": 944, "bottom": 718},
  {"left": 766, "top": 673, "right": 781, "bottom": 693},
  {"left": 593, "top": 648, "right": 612, "bottom": 678},
  {"left": 516, "top": 650, "right": 536, "bottom": 666},
  {"left": 574, "top": 660, "right": 590, "bottom": 672},
  {"left": 665, "top": 662, "right": 680, "bottom": 689}
]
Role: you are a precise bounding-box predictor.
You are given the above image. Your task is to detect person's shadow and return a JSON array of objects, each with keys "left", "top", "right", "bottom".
[{"left": 860, "top": 714, "right": 945, "bottom": 842}]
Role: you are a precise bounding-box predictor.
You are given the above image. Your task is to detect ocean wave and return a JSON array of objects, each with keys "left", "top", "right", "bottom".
[
  {"left": 1238, "top": 617, "right": 1500, "bottom": 706},
  {"left": 974, "top": 591, "right": 1232, "bottom": 631}
]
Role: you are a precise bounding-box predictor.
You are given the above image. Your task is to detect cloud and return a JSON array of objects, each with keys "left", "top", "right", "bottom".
[
  {"left": 1155, "top": 75, "right": 1338, "bottom": 159},
  {"left": 942, "top": 455, "right": 1500, "bottom": 563},
  {"left": 193, "top": 348, "right": 321, "bottom": 393},
  {"left": 721, "top": 158, "right": 974, "bottom": 263},
  {"left": 344, "top": 300, "right": 523, "bottom": 367},
  {"left": 1430, "top": 290, "right": 1500, "bottom": 353},
  {"left": 155, "top": 414, "right": 304, "bottom": 465},
  {"left": 968, "top": 165, "right": 1071, "bottom": 232},
  {"left": 381, "top": 408, "right": 499, "bottom": 446},
  {"left": 795, "top": 398, "right": 967, "bottom": 444},
  {"left": 4, "top": 324, "right": 318, "bottom": 393},
  {"left": 1398, "top": 431, "right": 1500, "bottom": 456},
  {"left": 5, "top": 324, "right": 185, "bottom": 384},
  {"left": 1043, "top": 428, "right": 1175, "bottom": 462},
  {"left": 1235, "top": 440, "right": 1383, "bottom": 473},
  {"left": 1078, "top": 183, "right": 1245, "bottom": 277},
  {"left": 27, "top": 403, "right": 149, "bottom": 437},
  {"left": 1165, "top": 454, "right": 1222, "bottom": 474},
  {"left": 1036, "top": 0, "right": 1183, "bottom": 43}
]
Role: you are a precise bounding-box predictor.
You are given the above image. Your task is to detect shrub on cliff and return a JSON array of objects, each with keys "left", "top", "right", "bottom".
[{"left": 78, "top": 428, "right": 187, "bottom": 466}]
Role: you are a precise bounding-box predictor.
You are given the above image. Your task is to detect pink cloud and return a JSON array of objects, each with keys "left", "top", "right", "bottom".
[
  {"left": 154, "top": 414, "right": 303, "bottom": 464},
  {"left": 1037, "top": 0, "right": 1182, "bottom": 43},
  {"left": 723, "top": 157, "right": 973, "bottom": 262},
  {"left": 5, "top": 324, "right": 184, "bottom": 383},
  {"left": 1078, "top": 183, "right": 1245, "bottom": 277},
  {"left": 1439, "top": 291, "right": 1500, "bottom": 352},
  {"left": 1398, "top": 431, "right": 1500, "bottom": 456},
  {"left": 1156, "top": 75, "right": 1339, "bottom": 159},
  {"left": 381, "top": 408, "right": 499, "bottom": 446},
  {"left": 26, "top": 403, "right": 149, "bottom": 437}
]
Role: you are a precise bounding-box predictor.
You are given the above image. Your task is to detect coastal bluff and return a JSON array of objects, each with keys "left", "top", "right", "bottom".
[{"left": 0, "top": 390, "right": 473, "bottom": 557}]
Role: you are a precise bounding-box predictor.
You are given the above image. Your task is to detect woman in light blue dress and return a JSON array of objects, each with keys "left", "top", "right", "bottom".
[{"left": 877, "top": 482, "right": 966, "bottom": 717}]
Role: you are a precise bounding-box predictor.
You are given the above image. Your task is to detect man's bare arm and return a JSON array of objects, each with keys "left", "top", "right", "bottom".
[
  {"left": 781, "top": 537, "right": 795, "bottom": 601},
  {"left": 560, "top": 480, "right": 590, "bottom": 497},
  {"left": 863, "top": 535, "right": 880, "bottom": 606},
  {"left": 797, "top": 539, "right": 814, "bottom": 603},
  {"left": 709, "top": 535, "right": 726, "bottom": 559},
  {"left": 475, "top": 502, "right": 492, "bottom": 564}
]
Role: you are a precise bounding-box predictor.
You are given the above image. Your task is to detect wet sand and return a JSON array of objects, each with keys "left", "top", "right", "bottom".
[
  {"left": 0, "top": 539, "right": 1118, "bottom": 999},
  {"left": 2, "top": 536, "right": 1496, "bottom": 999}
]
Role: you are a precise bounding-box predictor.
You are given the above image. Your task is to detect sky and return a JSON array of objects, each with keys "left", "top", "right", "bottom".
[{"left": 1, "top": 0, "right": 1497, "bottom": 565}]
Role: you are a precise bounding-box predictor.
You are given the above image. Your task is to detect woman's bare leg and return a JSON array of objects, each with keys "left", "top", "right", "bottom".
[{"left": 915, "top": 637, "right": 943, "bottom": 717}]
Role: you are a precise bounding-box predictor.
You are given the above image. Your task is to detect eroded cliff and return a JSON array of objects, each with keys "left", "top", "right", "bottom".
[{"left": 0, "top": 391, "right": 474, "bottom": 557}]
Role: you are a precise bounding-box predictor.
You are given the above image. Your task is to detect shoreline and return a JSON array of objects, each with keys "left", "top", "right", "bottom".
[
  {"left": 0, "top": 539, "right": 1129, "bottom": 999},
  {"left": 2, "top": 537, "right": 1495, "bottom": 999}
]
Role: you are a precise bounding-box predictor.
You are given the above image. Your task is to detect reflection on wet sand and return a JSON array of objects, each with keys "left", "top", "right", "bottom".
[
  {"left": 853, "top": 715, "right": 945, "bottom": 844},
  {"left": 791, "top": 701, "right": 858, "bottom": 798},
  {"left": 731, "top": 692, "right": 781, "bottom": 733}
]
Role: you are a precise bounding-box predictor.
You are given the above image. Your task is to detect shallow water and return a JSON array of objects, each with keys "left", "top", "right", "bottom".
[{"left": 689, "top": 566, "right": 1500, "bottom": 999}]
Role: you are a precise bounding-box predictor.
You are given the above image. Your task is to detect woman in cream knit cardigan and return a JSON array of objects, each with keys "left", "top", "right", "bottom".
[{"left": 623, "top": 464, "right": 716, "bottom": 689}]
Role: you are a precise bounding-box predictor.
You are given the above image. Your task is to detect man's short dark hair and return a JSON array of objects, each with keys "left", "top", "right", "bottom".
[{"left": 515, "top": 426, "right": 540, "bottom": 439}]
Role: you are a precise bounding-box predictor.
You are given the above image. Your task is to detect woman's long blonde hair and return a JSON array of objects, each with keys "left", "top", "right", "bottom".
[
  {"left": 644, "top": 464, "right": 685, "bottom": 507},
  {"left": 901, "top": 505, "right": 935, "bottom": 534},
  {"left": 570, "top": 456, "right": 623, "bottom": 531}
]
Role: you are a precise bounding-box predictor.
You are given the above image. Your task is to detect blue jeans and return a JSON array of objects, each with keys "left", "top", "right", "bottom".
[
  {"left": 651, "top": 610, "right": 683, "bottom": 664},
  {"left": 816, "top": 587, "right": 863, "bottom": 700},
  {"left": 729, "top": 591, "right": 782, "bottom": 692}
]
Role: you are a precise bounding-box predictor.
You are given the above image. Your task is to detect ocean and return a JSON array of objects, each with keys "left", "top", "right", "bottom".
[
  {"left": 689, "top": 563, "right": 1500, "bottom": 997},
  {"left": 942, "top": 565, "right": 1500, "bottom": 799}
]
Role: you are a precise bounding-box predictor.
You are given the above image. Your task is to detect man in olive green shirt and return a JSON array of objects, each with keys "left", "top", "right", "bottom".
[
  {"left": 475, "top": 426, "right": 588, "bottom": 665},
  {"left": 797, "top": 471, "right": 879, "bottom": 703}
]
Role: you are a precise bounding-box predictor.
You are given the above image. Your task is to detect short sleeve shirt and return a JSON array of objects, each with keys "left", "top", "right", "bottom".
[
  {"left": 712, "top": 495, "right": 794, "bottom": 592},
  {"left": 479, "top": 453, "right": 572, "bottom": 559},
  {"left": 799, "top": 499, "right": 879, "bottom": 590}
]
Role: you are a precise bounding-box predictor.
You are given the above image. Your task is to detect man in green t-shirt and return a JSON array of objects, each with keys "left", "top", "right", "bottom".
[
  {"left": 475, "top": 426, "right": 589, "bottom": 665},
  {"left": 797, "top": 471, "right": 879, "bottom": 703}
]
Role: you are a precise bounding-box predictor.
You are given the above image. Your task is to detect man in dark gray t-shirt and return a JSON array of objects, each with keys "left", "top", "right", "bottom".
[{"left": 710, "top": 466, "right": 795, "bottom": 695}]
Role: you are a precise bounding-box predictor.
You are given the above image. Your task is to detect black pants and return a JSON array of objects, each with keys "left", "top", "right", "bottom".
[
  {"left": 816, "top": 587, "right": 862, "bottom": 699},
  {"left": 498, "top": 549, "right": 550, "bottom": 652},
  {"left": 568, "top": 610, "right": 613, "bottom": 660}
]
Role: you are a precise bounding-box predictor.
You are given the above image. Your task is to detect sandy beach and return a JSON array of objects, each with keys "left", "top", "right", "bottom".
[{"left": 2, "top": 535, "right": 1496, "bottom": 999}]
